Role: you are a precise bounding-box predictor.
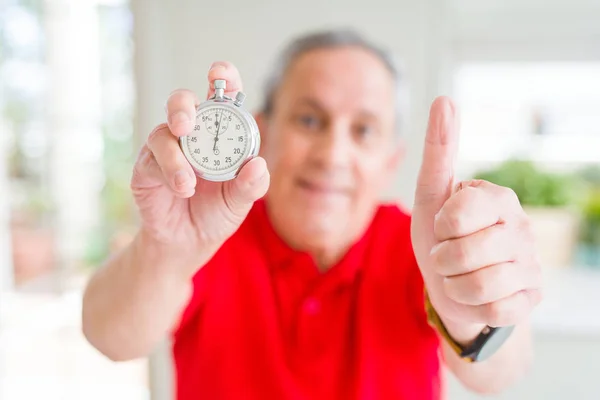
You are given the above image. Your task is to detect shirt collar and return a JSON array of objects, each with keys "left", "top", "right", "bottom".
[{"left": 250, "top": 199, "right": 378, "bottom": 286}]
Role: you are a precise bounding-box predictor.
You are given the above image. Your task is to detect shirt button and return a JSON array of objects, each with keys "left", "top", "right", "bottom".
[{"left": 303, "top": 298, "right": 321, "bottom": 315}]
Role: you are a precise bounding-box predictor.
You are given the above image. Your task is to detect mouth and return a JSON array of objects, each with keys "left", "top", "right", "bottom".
[{"left": 295, "top": 177, "right": 350, "bottom": 197}]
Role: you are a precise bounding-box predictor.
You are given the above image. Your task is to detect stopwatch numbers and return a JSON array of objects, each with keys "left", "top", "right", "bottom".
[{"left": 189, "top": 107, "right": 249, "bottom": 172}]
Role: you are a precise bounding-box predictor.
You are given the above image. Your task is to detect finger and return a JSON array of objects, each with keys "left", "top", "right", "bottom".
[
  {"left": 413, "top": 96, "right": 460, "bottom": 213},
  {"left": 147, "top": 123, "right": 197, "bottom": 198},
  {"left": 132, "top": 144, "right": 164, "bottom": 186},
  {"left": 206, "top": 61, "right": 243, "bottom": 99},
  {"left": 434, "top": 180, "right": 523, "bottom": 241},
  {"left": 165, "top": 89, "right": 200, "bottom": 137},
  {"left": 464, "top": 289, "right": 543, "bottom": 327},
  {"left": 431, "top": 224, "right": 525, "bottom": 276},
  {"left": 222, "top": 157, "right": 270, "bottom": 217},
  {"left": 443, "top": 261, "right": 542, "bottom": 306}
]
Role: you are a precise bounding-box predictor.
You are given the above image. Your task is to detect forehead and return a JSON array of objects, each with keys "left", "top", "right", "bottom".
[{"left": 277, "top": 46, "right": 395, "bottom": 115}]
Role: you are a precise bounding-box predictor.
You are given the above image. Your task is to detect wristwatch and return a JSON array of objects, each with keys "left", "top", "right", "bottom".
[{"left": 424, "top": 291, "right": 515, "bottom": 362}]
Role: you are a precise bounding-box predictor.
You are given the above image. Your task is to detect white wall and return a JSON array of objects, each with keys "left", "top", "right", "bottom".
[{"left": 447, "top": 333, "right": 600, "bottom": 400}]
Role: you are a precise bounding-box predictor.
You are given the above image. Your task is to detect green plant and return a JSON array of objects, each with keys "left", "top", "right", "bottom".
[
  {"left": 472, "top": 159, "right": 575, "bottom": 207},
  {"left": 580, "top": 189, "right": 600, "bottom": 246},
  {"left": 576, "top": 165, "right": 600, "bottom": 187}
]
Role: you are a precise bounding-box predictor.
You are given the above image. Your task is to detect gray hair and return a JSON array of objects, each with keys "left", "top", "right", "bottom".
[{"left": 261, "top": 28, "right": 405, "bottom": 136}]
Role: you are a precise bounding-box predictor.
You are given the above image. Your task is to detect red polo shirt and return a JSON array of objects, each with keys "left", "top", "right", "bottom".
[{"left": 172, "top": 199, "right": 442, "bottom": 400}]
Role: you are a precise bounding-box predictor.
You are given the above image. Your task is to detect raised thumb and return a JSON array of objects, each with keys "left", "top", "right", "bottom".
[{"left": 413, "top": 96, "right": 460, "bottom": 215}]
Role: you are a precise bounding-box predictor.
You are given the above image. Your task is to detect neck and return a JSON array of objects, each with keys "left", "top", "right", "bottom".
[
  {"left": 264, "top": 202, "right": 355, "bottom": 273},
  {"left": 312, "top": 244, "right": 351, "bottom": 272}
]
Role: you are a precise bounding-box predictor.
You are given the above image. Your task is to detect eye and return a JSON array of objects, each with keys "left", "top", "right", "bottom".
[
  {"left": 354, "top": 124, "right": 375, "bottom": 138},
  {"left": 296, "top": 114, "right": 321, "bottom": 130}
]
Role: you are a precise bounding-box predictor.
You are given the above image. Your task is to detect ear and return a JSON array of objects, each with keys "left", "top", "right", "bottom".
[{"left": 255, "top": 112, "right": 268, "bottom": 157}]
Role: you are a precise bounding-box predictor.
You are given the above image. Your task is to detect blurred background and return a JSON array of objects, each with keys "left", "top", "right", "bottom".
[{"left": 1, "top": 0, "right": 599, "bottom": 399}]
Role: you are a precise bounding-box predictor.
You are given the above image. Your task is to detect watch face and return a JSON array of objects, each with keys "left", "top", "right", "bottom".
[
  {"left": 181, "top": 103, "right": 255, "bottom": 180},
  {"left": 474, "top": 325, "right": 516, "bottom": 362}
]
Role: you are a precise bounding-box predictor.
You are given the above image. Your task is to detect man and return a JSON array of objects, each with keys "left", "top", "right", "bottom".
[{"left": 82, "top": 30, "right": 542, "bottom": 399}]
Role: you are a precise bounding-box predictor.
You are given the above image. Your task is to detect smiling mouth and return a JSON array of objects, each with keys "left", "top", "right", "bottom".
[{"left": 296, "top": 178, "right": 349, "bottom": 196}]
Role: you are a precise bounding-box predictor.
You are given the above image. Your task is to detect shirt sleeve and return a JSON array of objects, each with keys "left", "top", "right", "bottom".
[
  {"left": 406, "top": 253, "right": 430, "bottom": 331},
  {"left": 170, "top": 259, "right": 214, "bottom": 339},
  {"left": 398, "top": 210, "right": 433, "bottom": 334}
]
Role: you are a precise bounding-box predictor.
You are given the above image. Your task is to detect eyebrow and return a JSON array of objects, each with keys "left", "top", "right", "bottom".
[
  {"left": 294, "top": 97, "right": 325, "bottom": 111},
  {"left": 294, "top": 97, "right": 379, "bottom": 120}
]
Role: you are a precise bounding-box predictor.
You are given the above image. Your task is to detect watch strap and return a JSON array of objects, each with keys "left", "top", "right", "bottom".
[
  {"left": 424, "top": 291, "right": 472, "bottom": 361},
  {"left": 424, "top": 291, "right": 515, "bottom": 362}
]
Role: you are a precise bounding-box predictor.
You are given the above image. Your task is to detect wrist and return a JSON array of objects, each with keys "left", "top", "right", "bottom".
[
  {"left": 424, "top": 290, "right": 486, "bottom": 348},
  {"left": 133, "top": 228, "right": 216, "bottom": 280},
  {"left": 438, "top": 316, "right": 486, "bottom": 348}
]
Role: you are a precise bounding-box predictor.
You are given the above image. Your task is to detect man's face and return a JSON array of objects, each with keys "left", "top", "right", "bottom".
[{"left": 260, "top": 46, "right": 403, "bottom": 254}]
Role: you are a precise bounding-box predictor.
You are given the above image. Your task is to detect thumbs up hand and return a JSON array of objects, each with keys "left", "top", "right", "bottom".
[{"left": 411, "top": 97, "right": 543, "bottom": 342}]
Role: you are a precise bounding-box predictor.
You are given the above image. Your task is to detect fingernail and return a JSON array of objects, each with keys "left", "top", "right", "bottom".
[
  {"left": 209, "top": 61, "right": 227, "bottom": 72},
  {"left": 174, "top": 170, "right": 189, "bottom": 188},
  {"left": 170, "top": 111, "right": 190, "bottom": 127},
  {"left": 430, "top": 242, "right": 442, "bottom": 255},
  {"left": 249, "top": 170, "right": 266, "bottom": 186}
]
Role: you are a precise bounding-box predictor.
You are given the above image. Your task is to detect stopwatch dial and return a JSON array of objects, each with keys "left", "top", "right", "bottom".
[
  {"left": 203, "top": 109, "right": 229, "bottom": 135},
  {"left": 187, "top": 106, "right": 249, "bottom": 173}
]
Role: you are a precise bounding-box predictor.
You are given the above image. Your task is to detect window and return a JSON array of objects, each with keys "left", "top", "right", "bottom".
[{"left": 454, "top": 62, "right": 600, "bottom": 174}]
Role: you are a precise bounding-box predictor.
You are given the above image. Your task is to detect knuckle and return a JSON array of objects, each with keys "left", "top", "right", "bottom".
[
  {"left": 430, "top": 247, "right": 446, "bottom": 274},
  {"left": 147, "top": 123, "right": 170, "bottom": 145},
  {"left": 137, "top": 145, "right": 152, "bottom": 167},
  {"left": 441, "top": 277, "right": 458, "bottom": 301},
  {"left": 168, "top": 87, "right": 193, "bottom": 98},
  {"left": 501, "top": 186, "right": 520, "bottom": 206},
  {"left": 131, "top": 146, "right": 156, "bottom": 183},
  {"left": 436, "top": 189, "right": 479, "bottom": 238},
  {"left": 167, "top": 88, "right": 196, "bottom": 105},
  {"left": 469, "top": 274, "right": 488, "bottom": 303},
  {"left": 457, "top": 187, "right": 481, "bottom": 215},
  {"left": 485, "top": 300, "right": 519, "bottom": 327},
  {"left": 513, "top": 215, "right": 536, "bottom": 257},
  {"left": 436, "top": 210, "right": 464, "bottom": 238},
  {"left": 165, "top": 89, "right": 197, "bottom": 114},
  {"left": 451, "top": 239, "right": 471, "bottom": 269},
  {"left": 485, "top": 301, "right": 505, "bottom": 327},
  {"left": 517, "top": 214, "right": 533, "bottom": 237}
]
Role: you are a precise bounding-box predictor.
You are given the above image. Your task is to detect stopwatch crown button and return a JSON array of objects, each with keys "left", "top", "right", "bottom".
[
  {"left": 234, "top": 92, "right": 246, "bottom": 107},
  {"left": 214, "top": 79, "right": 226, "bottom": 90}
]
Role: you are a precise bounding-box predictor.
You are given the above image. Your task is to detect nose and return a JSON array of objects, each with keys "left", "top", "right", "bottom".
[{"left": 310, "top": 121, "right": 351, "bottom": 170}]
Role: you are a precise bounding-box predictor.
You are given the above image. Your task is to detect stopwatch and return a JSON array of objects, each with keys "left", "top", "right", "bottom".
[{"left": 179, "top": 79, "right": 260, "bottom": 182}]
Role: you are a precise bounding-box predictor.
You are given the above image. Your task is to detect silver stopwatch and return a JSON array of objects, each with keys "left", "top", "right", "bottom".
[{"left": 179, "top": 79, "right": 260, "bottom": 182}]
